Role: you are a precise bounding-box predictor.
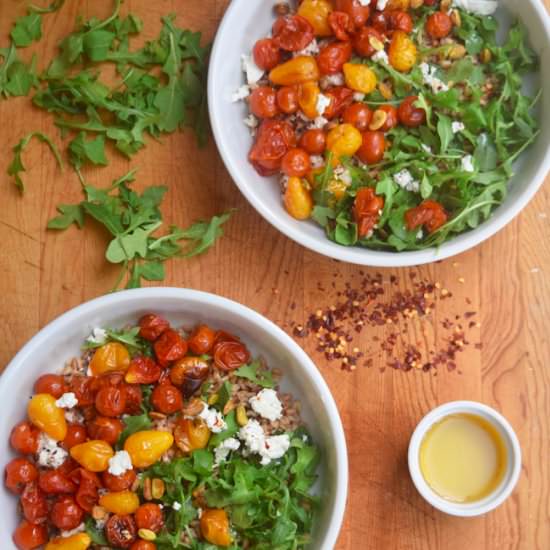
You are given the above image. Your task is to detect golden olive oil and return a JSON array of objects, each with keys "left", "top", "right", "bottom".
[{"left": 419, "top": 413, "right": 508, "bottom": 503}]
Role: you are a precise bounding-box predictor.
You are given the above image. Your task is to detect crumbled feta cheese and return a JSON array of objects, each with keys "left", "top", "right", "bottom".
[
  {"left": 461, "top": 154, "right": 475, "bottom": 173},
  {"left": 241, "top": 54, "right": 264, "bottom": 85},
  {"left": 315, "top": 93, "right": 331, "bottom": 116},
  {"left": 214, "top": 437, "right": 241, "bottom": 465},
  {"left": 309, "top": 116, "right": 328, "bottom": 130},
  {"left": 416, "top": 229, "right": 424, "bottom": 240},
  {"left": 243, "top": 113, "right": 259, "bottom": 129},
  {"left": 108, "top": 450, "right": 133, "bottom": 476},
  {"left": 295, "top": 39, "right": 320, "bottom": 57},
  {"left": 371, "top": 50, "right": 389, "bottom": 65},
  {"left": 239, "top": 420, "right": 265, "bottom": 454},
  {"left": 37, "top": 433, "right": 68, "bottom": 469},
  {"left": 198, "top": 405, "right": 227, "bottom": 433},
  {"left": 453, "top": 0, "right": 498, "bottom": 15},
  {"left": 87, "top": 328, "right": 107, "bottom": 345},
  {"left": 238, "top": 420, "right": 290, "bottom": 466},
  {"left": 376, "top": 0, "right": 389, "bottom": 10},
  {"left": 61, "top": 524, "right": 85, "bottom": 538},
  {"left": 232, "top": 85, "right": 250, "bottom": 102},
  {"left": 421, "top": 144, "right": 432, "bottom": 154},
  {"left": 353, "top": 92, "right": 366, "bottom": 102},
  {"left": 55, "top": 392, "right": 78, "bottom": 409},
  {"left": 393, "top": 169, "right": 420, "bottom": 193},
  {"left": 452, "top": 121, "right": 465, "bottom": 134},
  {"left": 65, "top": 408, "right": 84, "bottom": 423},
  {"left": 310, "top": 155, "right": 325, "bottom": 169},
  {"left": 320, "top": 73, "right": 344, "bottom": 89},
  {"left": 172, "top": 501, "right": 182, "bottom": 511},
  {"left": 334, "top": 165, "right": 352, "bottom": 186},
  {"left": 260, "top": 434, "right": 291, "bottom": 466},
  {"left": 419, "top": 63, "right": 449, "bottom": 94},
  {"left": 249, "top": 389, "right": 283, "bottom": 422}
]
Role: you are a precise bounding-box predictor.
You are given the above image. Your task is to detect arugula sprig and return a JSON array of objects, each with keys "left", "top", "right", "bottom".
[{"left": 47, "top": 170, "right": 233, "bottom": 289}]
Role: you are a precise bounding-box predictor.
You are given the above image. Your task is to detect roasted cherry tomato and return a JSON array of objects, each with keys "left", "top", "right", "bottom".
[
  {"left": 405, "top": 200, "right": 448, "bottom": 233},
  {"left": 69, "top": 376, "right": 98, "bottom": 407},
  {"left": 39, "top": 469, "right": 77, "bottom": 494},
  {"left": 95, "top": 386, "right": 127, "bottom": 417},
  {"left": 170, "top": 357, "right": 210, "bottom": 399},
  {"left": 328, "top": 11, "right": 354, "bottom": 41},
  {"left": 13, "top": 519, "right": 48, "bottom": 550},
  {"left": 249, "top": 119, "right": 296, "bottom": 176},
  {"left": 130, "top": 541, "right": 155, "bottom": 550},
  {"left": 272, "top": 15, "right": 315, "bottom": 52},
  {"left": 105, "top": 514, "right": 137, "bottom": 549},
  {"left": 282, "top": 148, "right": 312, "bottom": 177},
  {"left": 299, "top": 129, "right": 327, "bottom": 154},
  {"left": 34, "top": 374, "right": 67, "bottom": 398},
  {"left": 317, "top": 41, "right": 353, "bottom": 75},
  {"left": 50, "top": 495, "right": 85, "bottom": 530},
  {"left": 188, "top": 324, "right": 215, "bottom": 355},
  {"left": 389, "top": 10, "right": 414, "bottom": 33},
  {"left": 21, "top": 482, "right": 48, "bottom": 524},
  {"left": 253, "top": 37, "right": 281, "bottom": 71},
  {"left": 125, "top": 356, "right": 162, "bottom": 385},
  {"left": 426, "top": 11, "right": 453, "bottom": 39},
  {"left": 353, "top": 26, "right": 384, "bottom": 58},
  {"left": 154, "top": 329, "right": 187, "bottom": 367},
  {"left": 276, "top": 86, "right": 300, "bottom": 115},
  {"left": 343, "top": 103, "right": 373, "bottom": 131},
  {"left": 138, "top": 314, "right": 169, "bottom": 341},
  {"left": 87, "top": 416, "right": 123, "bottom": 446},
  {"left": 371, "top": 10, "right": 389, "bottom": 32},
  {"left": 102, "top": 468, "right": 137, "bottom": 492},
  {"left": 69, "top": 468, "right": 102, "bottom": 512},
  {"left": 10, "top": 422, "right": 39, "bottom": 455},
  {"left": 249, "top": 86, "right": 279, "bottom": 119},
  {"left": 135, "top": 503, "right": 164, "bottom": 533},
  {"left": 200, "top": 509, "right": 232, "bottom": 547},
  {"left": 323, "top": 86, "right": 354, "bottom": 119},
  {"left": 214, "top": 341, "right": 251, "bottom": 372},
  {"left": 334, "top": 0, "right": 370, "bottom": 27},
  {"left": 151, "top": 383, "right": 183, "bottom": 414},
  {"left": 353, "top": 187, "right": 385, "bottom": 238},
  {"left": 124, "top": 384, "right": 143, "bottom": 415},
  {"left": 174, "top": 418, "right": 211, "bottom": 454},
  {"left": 378, "top": 104, "right": 399, "bottom": 131},
  {"left": 61, "top": 424, "right": 88, "bottom": 450},
  {"left": 5, "top": 458, "right": 38, "bottom": 494},
  {"left": 397, "top": 95, "right": 426, "bottom": 127},
  {"left": 89, "top": 343, "right": 131, "bottom": 376},
  {"left": 70, "top": 440, "right": 114, "bottom": 472},
  {"left": 388, "top": 29, "right": 417, "bottom": 72},
  {"left": 357, "top": 131, "right": 386, "bottom": 164},
  {"left": 28, "top": 393, "right": 67, "bottom": 441}
]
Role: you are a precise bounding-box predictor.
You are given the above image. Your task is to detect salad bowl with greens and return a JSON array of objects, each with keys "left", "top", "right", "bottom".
[{"left": 209, "top": 0, "right": 550, "bottom": 266}]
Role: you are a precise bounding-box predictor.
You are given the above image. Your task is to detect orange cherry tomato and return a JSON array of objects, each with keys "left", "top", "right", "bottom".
[
  {"left": 405, "top": 200, "right": 448, "bottom": 233},
  {"left": 28, "top": 393, "right": 67, "bottom": 441},
  {"left": 397, "top": 95, "right": 426, "bottom": 127},
  {"left": 174, "top": 418, "right": 211, "bottom": 453},
  {"left": 343, "top": 102, "right": 373, "bottom": 131},
  {"left": 353, "top": 187, "right": 385, "bottom": 238},
  {"left": 21, "top": 481, "right": 48, "bottom": 524},
  {"left": 200, "top": 509, "right": 231, "bottom": 547},
  {"left": 249, "top": 86, "right": 279, "bottom": 118},
  {"left": 130, "top": 542, "right": 155, "bottom": 550},
  {"left": 282, "top": 148, "right": 312, "bottom": 177},
  {"left": 357, "top": 131, "right": 386, "bottom": 164},
  {"left": 276, "top": 86, "right": 300, "bottom": 114},
  {"left": 102, "top": 469, "right": 137, "bottom": 492},
  {"left": 317, "top": 41, "right": 353, "bottom": 75},
  {"left": 38, "top": 469, "right": 77, "bottom": 494},
  {"left": 378, "top": 104, "right": 399, "bottom": 131},
  {"left": 138, "top": 314, "right": 169, "bottom": 341},
  {"left": 188, "top": 324, "right": 216, "bottom": 355},
  {"left": 87, "top": 416, "right": 123, "bottom": 445},
  {"left": 70, "top": 440, "right": 114, "bottom": 472},
  {"left": 249, "top": 119, "right": 296, "bottom": 176},
  {"left": 253, "top": 37, "right": 282, "bottom": 71},
  {"left": 426, "top": 12, "right": 453, "bottom": 39},
  {"left": 213, "top": 341, "right": 251, "bottom": 372},
  {"left": 135, "top": 503, "right": 164, "bottom": 533},
  {"left": 5, "top": 458, "right": 38, "bottom": 494},
  {"left": 13, "top": 519, "right": 48, "bottom": 550},
  {"left": 34, "top": 374, "right": 67, "bottom": 398},
  {"left": 10, "top": 421, "right": 40, "bottom": 455},
  {"left": 328, "top": 11, "right": 354, "bottom": 41},
  {"left": 389, "top": 10, "right": 414, "bottom": 33},
  {"left": 334, "top": 0, "right": 370, "bottom": 27},
  {"left": 170, "top": 356, "right": 210, "bottom": 399},
  {"left": 272, "top": 15, "right": 315, "bottom": 52},
  {"left": 154, "top": 329, "right": 187, "bottom": 367},
  {"left": 299, "top": 129, "right": 327, "bottom": 154},
  {"left": 323, "top": 86, "right": 354, "bottom": 119},
  {"left": 105, "top": 514, "right": 137, "bottom": 549},
  {"left": 61, "top": 424, "right": 88, "bottom": 450},
  {"left": 353, "top": 26, "right": 384, "bottom": 58},
  {"left": 151, "top": 383, "right": 183, "bottom": 414},
  {"left": 89, "top": 343, "right": 131, "bottom": 376},
  {"left": 95, "top": 385, "right": 127, "bottom": 417},
  {"left": 125, "top": 356, "right": 162, "bottom": 385}
]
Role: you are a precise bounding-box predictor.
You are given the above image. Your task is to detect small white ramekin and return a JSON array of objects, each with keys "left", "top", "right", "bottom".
[{"left": 408, "top": 401, "right": 521, "bottom": 517}]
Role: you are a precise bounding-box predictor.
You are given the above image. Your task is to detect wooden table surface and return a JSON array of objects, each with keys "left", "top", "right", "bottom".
[{"left": 1, "top": 1, "right": 549, "bottom": 549}]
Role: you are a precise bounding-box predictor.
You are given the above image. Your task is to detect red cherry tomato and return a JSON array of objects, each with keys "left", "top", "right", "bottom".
[
  {"left": 249, "top": 119, "right": 296, "bottom": 176},
  {"left": 281, "top": 148, "right": 312, "bottom": 177},
  {"left": 38, "top": 469, "right": 77, "bottom": 494},
  {"left": 334, "top": 0, "right": 370, "bottom": 27},
  {"left": 272, "top": 15, "right": 315, "bottom": 52},
  {"left": 213, "top": 341, "right": 251, "bottom": 372},
  {"left": 276, "top": 86, "right": 300, "bottom": 115},
  {"left": 5, "top": 458, "right": 38, "bottom": 494},
  {"left": 343, "top": 103, "right": 373, "bottom": 131},
  {"left": 249, "top": 86, "right": 279, "bottom": 119},
  {"left": 323, "top": 86, "right": 354, "bottom": 119},
  {"left": 21, "top": 482, "right": 48, "bottom": 524},
  {"left": 50, "top": 495, "right": 85, "bottom": 530},
  {"left": 13, "top": 519, "right": 48, "bottom": 550},
  {"left": 188, "top": 324, "right": 216, "bottom": 355},
  {"left": 87, "top": 416, "right": 124, "bottom": 445},
  {"left": 95, "top": 385, "right": 127, "bottom": 417},
  {"left": 102, "top": 468, "right": 137, "bottom": 492},
  {"left": 69, "top": 468, "right": 102, "bottom": 512},
  {"left": 354, "top": 26, "right": 385, "bottom": 57},
  {"left": 138, "top": 314, "right": 169, "bottom": 341},
  {"left": 10, "top": 422, "right": 39, "bottom": 455},
  {"left": 130, "top": 541, "right": 156, "bottom": 550},
  {"left": 397, "top": 96, "right": 426, "bottom": 127},
  {"left": 124, "top": 384, "right": 143, "bottom": 415},
  {"left": 151, "top": 383, "right": 183, "bottom": 414},
  {"left": 62, "top": 423, "right": 88, "bottom": 451},
  {"left": 317, "top": 41, "right": 353, "bottom": 75},
  {"left": 405, "top": 200, "right": 448, "bottom": 233},
  {"left": 426, "top": 12, "right": 453, "bottom": 39},
  {"left": 253, "top": 38, "right": 282, "bottom": 71},
  {"left": 388, "top": 11, "right": 414, "bottom": 33},
  {"left": 125, "top": 356, "right": 162, "bottom": 385},
  {"left": 105, "top": 514, "right": 137, "bottom": 548},
  {"left": 353, "top": 187, "right": 385, "bottom": 238},
  {"left": 299, "top": 129, "right": 327, "bottom": 155},
  {"left": 154, "top": 329, "right": 187, "bottom": 367},
  {"left": 357, "top": 131, "right": 386, "bottom": 164},
  {"left": 328, "top": 11, "right": 354, "bottom": 41},
  {"left": 34, "top": 374, "right": 67, "bottom": 398},
  {"left": 371, "top": 10, "right": 389, "bottom": 32},
  {"left": 69, "top": 376, "right": 99, "bottom": 407},
  {"left": 378, "top": 104, "right": 399, "bottom": 131},
  {"left": 135, "top": 503, "right": 164, "bottom": 532}
]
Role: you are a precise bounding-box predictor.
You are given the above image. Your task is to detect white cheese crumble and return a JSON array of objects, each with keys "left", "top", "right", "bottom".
[
  {"left": 334, "top": 165, "right": 352, "bottom": 186},
  {"left": 295, "top": 39, "right": 320, "bottom": 57},
  {"left": 452, "top": 121, "right": 465, "bottom": 134},
  {"left": 371, "top": 50, "right": 389, "bottom": 65},
  {"left": 239, "top": 419, "right": 265, "bottom": 454},
  {"left": 172, "top": 501, "right": 182, "bottom": 511},
  {"left": 376, "top": 0, "right": 389, "bottom": 10},
  {"left": 461, "top": 154, "right": 475, "bottom": 173},
  {"left": 243, "top": 113, "right": 259, "bottom": 129},
  {"left": 308, "top": 116, "right": 328, "bottom": 130},
  {"left": 249, "top": 389, "right": 283, "bottom": 422},
  {"left": 261, "top": 435, "right": 291, "bottom": 466},
  {"left": 87, "top": 328, "right": 107, "bottom": 345},
  {"left": 214, "top": 437, "right": 241, "bottom": 465},
  {"left": 37, "top": 433, "right": 68, "bottom": 469},
  {"left": 65, "top": 408, "right": 84, "bottom": 423},
  {"left": 353, "top": 92, "right": 366, "bottom": 102},
  {"left": 419, "top": 63, "right": 449, "bottom": 94},
  {"left": 238, "top": 420, "right": 290, "bottom": 466},
  {"left": 320, "top": 73, "right": 344, "bottom": 89},
  {"left": 108, "top": 450, "right": 133, "bottom": 476},
  {"left": 393, "top": 169, "right": 420, "bottom": 193},
  {"left": 231, "top": 85, "right": 250, "bottom": 102},
  {"left": 416, "top": 229, "right": 424, "bottom": 240},
  {"left": 310, "top": 155, "right": 325, "bottom": 169},
  {"left": 55, "top": 392, "right": 78, "bottom": 409},
  {"left": 198, "top": 405, "right": 227, "bottom": 433},
  {"left": 421, "top": 144, "right": 433, "bottom": 154},
  {"left": 315, "top": 93, "right": 331, "bottom": 117},
  {"left": 453, "top": 0, "right": 498, "bottom": 15},
  {"left": 61, "top": 524, "right": 85, "bottom": 538},
  {"left": 241, "top": 54, "right": 264, "bottom": 85},
  {"left": 95, "top": 518, "right": 107, "bottom": 530}
]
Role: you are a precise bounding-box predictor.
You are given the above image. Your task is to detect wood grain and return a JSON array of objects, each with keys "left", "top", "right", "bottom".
[{"left": 1, "top": 1, "right": 549, "bottom": 548}]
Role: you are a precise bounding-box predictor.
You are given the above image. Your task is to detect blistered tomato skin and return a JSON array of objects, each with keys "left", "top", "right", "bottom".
[
  {"left": 317, "top": 41, "right": 353, "bottom": 75},
  {"left": 398, "top": 96, "right": 426, "bottom": 127},
  {"left": 69, "top": 377, "right": 98, "bottom": 407},
  {"left": 326, "top": 123, "right": 363, "bottom": 161},
  {"left": 70, "top": 440, "right": 114, "bottom": 472},
  {"left": 28, "top": 393, "right": 67, "bottom": 441},
  {"left": 39, "top": 470, "right": 77, "bottom": 494},
  {"left": 378, "top": 104, "right": 399, "bottom": 132},
  {"left": 13, "top": 519, "right": 48, "bottom": 550},
  {"left": 353, "top": 26, "right": 384, "bottom": 58},
  {"left": 89, "top": 342, "right": 131, "bottom": 376},
  {"left": 170, "top": 356, "right": 210, "bottom": 398},
  {"left": 105, "top": 514, "right": 137, "bottom": 549},
  {"left": 299, "top": 129, "right": 327, "bottom": 154},
  {"left": 61, "top": 424, "right": 88, "bottom": 450},
  {"left": 125, "top": 356, "right": 162, "bottom": 385},
  {"left": 389, "top": 11, "right": 414, "bottom": 33},
  {"left": 272, "top": 15, "right": 315, "bottom": 51},
  {"left": 200, "top": 509, "right": 232, "bottom": 547},
  {"left": 138, "top": 314, "right": 169, "bottom": 341},
  {"left": 353, "top": 187, "right": 385, "bottom": 238},
  {"left": 151, "top": 383, "right": 183, "bottom": 414},
  {"left": 357, "top": 131, "right": 386, "bottom": 164},
  {"left": 282, "top": 148, "right": 312, "bottom": 177},
  {"left": 323, "top": 86, "right": 354, "bottom": 120},
  {"left": 102, "top": 469, "right": 137, "bottom": 492},
  {"left": 334, "top": 0, "right": 370, "bottom": 27},
  {"left": 269, "top": 56, "right": 320, "bottom": 86},
  {"left": 5, "top": 458, "right": 37, "bottom": 495},
  {"left": 87, "top": 416, "right": 123, "bottom": 445},
  {"left": 45, "top": 533, "right": 92, "bottom": 550},
  {"left": 249, "top": 119, "right": 296, "bottom": 176},
  {"left": 298, "top": 81, "right": 321, "bottom": 119},
  {"left": 249, "top": 86, "right": 279, "bottom": 119},
  {"left": 405, "top": 200, "right": 448, "bottom": 233},
  {"left": 21, "top": 482, "right": 48, "bottom": 524},
  {"left": 188, "top": 324, "right": 216, "bottom": 355},
  {"left": 130, "top": 542, "right": 155, "bottom": 550},
  {"left": 154, "top": 329, "right": 187, "bottom": 367},
  {"left": 253, "top": 38, "right": 282, "bottom": 71},
  {"left": 389, "top": 30, "right": 418, "bottom": 72},
  {"left": 69, "top": 468, "right": 101, "bottom": 512},
  {"left": 124, "top": 384, "right": 143, "bottom": 415},
  {"left": 426, "top": 12, "right": 453, "bottom": 39},
  {"left": 10, "top": 421, "right": 40, "bottom": 455},
  {"left": 95, "top": 386, "right": 127, "bottom": 417},
  {"left": 50, "top": 495, "right": 85, "bottom": 530},
  {"left": 124, "top": 430, "right": 174, "bottom": 468},
  {"left": 213, "top": 340, "right": 251, "bottom": 372},
  {"left": 34, "top": 374, "right": 67, "bottom": 398},
  {"left": 343, "top": 103, "right": 372, "bottom": 131},
  {"left": 174, "top": 418, "right": 211, "bottom": 453},
  {"left": 328, "top": 11, "right": 353, "bottom": 41},
  {"left": 297, "top": 0, "right": 334, "bottom": 37},
  {"left": 135, "top": 503, "right": 164, "bottom": 532}
]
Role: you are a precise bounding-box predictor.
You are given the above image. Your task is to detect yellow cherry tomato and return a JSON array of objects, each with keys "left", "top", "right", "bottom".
[
  {"left": 328, "top": 179, "right": 349, "bottom": 200},
  {"left": 70, "top": 440, "right": 114, "bottom": 472},
  {"left": 99, "top": 491, "right": 140, "bottom": 515},
  {"left": 200, "top": 509, "right": 232, "bottom": 547},
  {"left": 89, "top": 342, "right": 131, "bottom": 376},
  {"left": 269, "top": 56, "right": 320, "bottom": 86},
  {"left": 343, "top": 63, "right": 377, "bottom": 94},
  {"left": 326, "top": 124, "right": 363, "bottom": 162},
  {"left": 45, "top": 533, "right": 92, "bottom": 550},
  {"left": 124, "top": 430, "right": 174, "bottom": 468},
  {"left": 28, "top": 394, "right": 67, "bottom": 441},
  {"left": 298, "top": 81, "right": 321, "bottom": 119},
  {"left": 284, "top": 177, "right": 314, "bottom": 220},
  {"left": 297, "top": 0, "right": 333, "bottom": 36},
  {"left": 388, "top": 30, "right": 417, "bottom": 73},
  {"left": 174, "top": 418, "right": 211, "bottom": 454}
]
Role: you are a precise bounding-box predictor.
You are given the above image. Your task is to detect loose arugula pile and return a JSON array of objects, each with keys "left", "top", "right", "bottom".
[{"left": 312, "top": 9, "right": 540, "bottom": 251}]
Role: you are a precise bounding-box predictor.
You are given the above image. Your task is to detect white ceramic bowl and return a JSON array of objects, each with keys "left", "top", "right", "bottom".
[
  {"left": 209, "top": 0, "right": 550, "bottom": 267},
  {"left": 408, "top": 401, "right": 521, "bottom": 517},
  {"left": 0, "top": 288, "right": 348, "bottom": 549}
]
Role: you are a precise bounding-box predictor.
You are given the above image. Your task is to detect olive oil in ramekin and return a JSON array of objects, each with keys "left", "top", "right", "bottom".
[{"left": 419, "top": 413, "right": 508, "bottom": 503}]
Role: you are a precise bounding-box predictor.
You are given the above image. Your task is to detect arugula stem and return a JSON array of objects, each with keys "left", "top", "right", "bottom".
[
  {"left": 84, "top": 0, "right": 122, "bottom": 34},
  {"left": 111, "top": 260, "right": 128, "bottom": 292}
]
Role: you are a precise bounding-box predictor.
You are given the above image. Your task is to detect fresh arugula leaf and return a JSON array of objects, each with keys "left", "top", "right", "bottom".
[
  {"left": 29, "top": 0, "right": 65, "bottom": 14},
  {"left": 208, "top": 410, "right": 238, "bottom": 448},
  {"left": 11, "top": 14, "right": 43, "bottom": 48},
  {"left": 47, "top": 204, "right": 85, "bottom": 230},
  {"left": 69, "top": 132, "right": 108, "bottom": 170},
  {"left": 192, "top": 449, "right": 213, "bottom": 476},
  {"left": 215, "top": 381, "right": 233, "bottom": 411},
  {"left": 117, "top": 411, "right": 152, "bottom": 447},
  {"left": 436, "top": 114, "right": 453, "bottom": 154},
  {"left": 234, "top": 360, "right": 276, "bottom": 389},
  {"left": 85, "top": 516, "right": 108, "bottom": 545}
]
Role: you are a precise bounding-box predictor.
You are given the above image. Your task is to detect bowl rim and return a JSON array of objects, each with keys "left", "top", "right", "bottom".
[
  {"left": 0, "top": 288, "right": 348, "bottom": 550},
  {"left": 407, "top": 400, "right": 522, "bottom": 517},
  {"left": 208, "top": 0, "right": 550, "bottom": 267}
]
